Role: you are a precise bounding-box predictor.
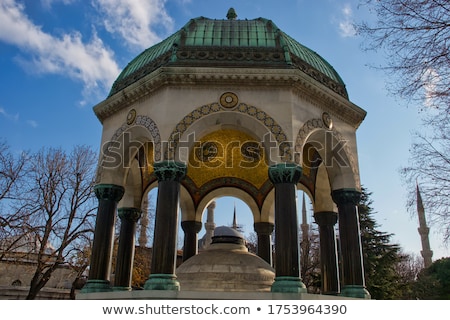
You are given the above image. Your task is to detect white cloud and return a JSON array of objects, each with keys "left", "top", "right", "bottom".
[
  {"left": 26, "top": 120, "right": 39, "bottom": 128},
  {"left": 93, "top": 0, "right": 174, "bottom": 50},
  {"left": 422, "top": 68, "right": 440, "bottom": 108},
  {"left": 0, "top": 107, "right": 20, "bottom": 122},
  {"left": 40, "top": 0, "right": 76, "bottom": 10},
  {"left": 338, "top": 3, "right": 356, "bottom": 38},
  {"left": 0, "top": 0, "right": 120, "bottom": 100}
]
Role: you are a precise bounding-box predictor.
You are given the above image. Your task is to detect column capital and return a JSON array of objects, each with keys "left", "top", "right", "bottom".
[
  {"left": 331, "top": 188, "right": 361, "bottom": 206},
  {"left": 254, "top": 222, "right": 274, "bottom": 235},
  {"left": 94, "top": 184, "right": 125, "bottom": 202},
  {"left": 118, "top": 207, "right": 142, "bottom": 222},
  {"left": 268, "top": 163, "right": 302, "bottom": 184},
  {"left": 181, "top": 220, "right": 203, "bottom": 233},
  {"left": 314, "top": 211, "right": 338, "bottom": 227},
  {"left": 153, "top": 160, "right": 187, "bottom": 182}
]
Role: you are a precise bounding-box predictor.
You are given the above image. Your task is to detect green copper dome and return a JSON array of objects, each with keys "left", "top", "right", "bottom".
[{"left": 109, "top": 13, "right": 347, "bottom": 98}]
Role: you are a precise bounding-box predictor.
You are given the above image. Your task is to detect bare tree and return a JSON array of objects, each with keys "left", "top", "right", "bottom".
[
  {"left": 400, "top": 115, "right": 450, "bottom": 243},
  {"left": 357, "top": 0, "right": 450, "bottom": 243},
  {"left": 67, "top": 244, "right": 91, "bottom": 299},
  {"left": 17, "top": 145, "right": 97, "bottom": 299},
  {"left": 0, "top": 140, "right": 27, "bottom": 203},
  {"left": 300, "top": 225, "right": 321, "bottom": 293},
  {"left": 0, "top": 140, "right": 31, "bottom": 260},
  {"left": 357, "top": 0, "right": 450, "bottom": 114}
]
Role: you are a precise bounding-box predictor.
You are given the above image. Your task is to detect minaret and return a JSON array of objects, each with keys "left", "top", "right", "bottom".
[
  {"left": 139, "top": 196, "right": 149, "bottom": 247},
  {"left": 300, "top": 192, "right": 310, "bottom": 279},
  {"left": 300, "top": 193, "right": 309, "bottom": 243},
  {"left": 204, "top": 201, "right": 216, "bottom": 249},
  {"left": 232, "top": 203, "right": 238, "bottom": 230},
  {"left": 416, "top": 183, "right": 433, "bottom": 268}
]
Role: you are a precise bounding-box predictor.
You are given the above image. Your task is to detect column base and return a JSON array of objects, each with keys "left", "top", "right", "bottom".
[
  {"left": 270, "top": 276, "right": 307, "bottom": 293},
  {"left": 81, "top": 280, "right": 112, "bottom": 293},
  {"left": 340, "top": 285, "right": 371, "bottom": 299},
  {"left": 144, "top": 274, "right": 180, "bottom": 291},
  {"left": 113, "top": 286, "right": 132, "bottom": 292}
]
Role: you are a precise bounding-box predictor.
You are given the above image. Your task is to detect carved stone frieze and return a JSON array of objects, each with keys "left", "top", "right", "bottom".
[{"left": 93, "top": 67, "right": 366, "bottom": 128}]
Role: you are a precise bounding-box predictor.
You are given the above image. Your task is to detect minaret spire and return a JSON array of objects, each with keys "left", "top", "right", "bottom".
[
  {"left": 300, "top": 192, "right": 310, "bottom": 280},
  {"left": 232, "top": 202, "right": 238, "bottom": 230},
  {"left": 301, "top": 192, "right": 309, "bottom": 238},
  {"left": 416, "top": 183, "right": 433, "bottom": 268}
]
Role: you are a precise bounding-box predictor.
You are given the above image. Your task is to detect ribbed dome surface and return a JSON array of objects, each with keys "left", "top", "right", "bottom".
[{"left": 109, "top": 14, "right": 347, "bottom": 98}]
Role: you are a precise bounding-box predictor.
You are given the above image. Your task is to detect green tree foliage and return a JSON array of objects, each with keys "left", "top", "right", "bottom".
[
  {"left": 358, "top": 187, "right": 406, "bottom": 299},
  {"left": 414, "top": 257, "right": 450, "bottom": 299}
]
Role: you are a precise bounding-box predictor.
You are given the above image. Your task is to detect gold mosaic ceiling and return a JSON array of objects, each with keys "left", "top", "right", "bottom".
[{"left": 187, "top": 129, "right": 269, "bottom": 189}]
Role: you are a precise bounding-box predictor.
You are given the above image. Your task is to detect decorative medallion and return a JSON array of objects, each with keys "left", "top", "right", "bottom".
[
  {"left": 195, "top": 142, "right": 218, "bottom": 162},
  {"left": 126, "top": 109, "right": 137, "bottom": 125},
  {"left": 219, "top": 92, "right": 238, "bottom": 108},
  {"left": 322, "top": 112, "right": 333, "bottom": 130}
]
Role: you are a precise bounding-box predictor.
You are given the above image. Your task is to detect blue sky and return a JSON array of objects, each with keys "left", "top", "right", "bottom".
[{"left": 0, "top": 0, "right": 447, "bottom": 260}]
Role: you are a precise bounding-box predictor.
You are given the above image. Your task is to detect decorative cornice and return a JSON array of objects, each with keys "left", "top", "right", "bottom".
[{"left": 93, "top": 67, "right": 366, "bottom": 128}]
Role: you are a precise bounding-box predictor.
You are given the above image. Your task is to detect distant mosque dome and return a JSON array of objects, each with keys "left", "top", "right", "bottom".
[{"left": 176, "top": 226, "right": 275, "bottom": 292}]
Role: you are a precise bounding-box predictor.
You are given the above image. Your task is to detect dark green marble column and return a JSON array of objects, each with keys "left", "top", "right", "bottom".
[
  {"left": 254, "top": 222, "right": 274, "bottom": 266},
  {"left": 268, "top": 163, "right": 307, "bottom": 293},
  {"left": 181, "top": 220, "right": 202, "bottom": 261},
  {"left": 82, "top": 184, "right": 124, "bottom": 293},
  {"left": 114, "top": 207, "right": 142, "bottom": 291},
  {"left": 332, "top": 188, "right": 370, "bottom": 299},
  {"left": 314, "top": 211, "right": 340, "bottom": 295},
  {"left": 144, "top": 161, "right": 186, "bottom": 291}
]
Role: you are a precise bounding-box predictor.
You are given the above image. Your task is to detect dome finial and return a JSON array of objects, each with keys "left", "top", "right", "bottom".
[{"left": 226, "top": 8, "right": 237, "bottom": 20}]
